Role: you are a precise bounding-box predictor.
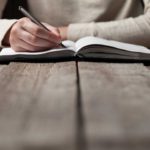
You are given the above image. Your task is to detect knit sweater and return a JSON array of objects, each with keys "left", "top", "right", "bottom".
[{"left": 0, "top": 0, "right": 150, "bottom": 47}]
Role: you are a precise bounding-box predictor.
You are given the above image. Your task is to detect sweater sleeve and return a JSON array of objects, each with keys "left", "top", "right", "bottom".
[
  {"left": 68, "top": 0, "right": 150, "bottom": 48},
  {"left": 0, "top": 19, "right": 17, "bottom": 47}
]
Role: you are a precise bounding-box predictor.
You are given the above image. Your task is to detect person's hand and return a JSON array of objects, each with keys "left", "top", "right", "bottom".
[{"left": 3, "top": 17, "right": 61, "bottom": 52}]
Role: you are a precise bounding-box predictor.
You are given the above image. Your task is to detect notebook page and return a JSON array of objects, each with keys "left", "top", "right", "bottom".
[
  {"left": 0, "top": 40, "right": 76, "bottom": 56},
  {"left": 76, "top": 36, "right": 150, "bottom": 54}
]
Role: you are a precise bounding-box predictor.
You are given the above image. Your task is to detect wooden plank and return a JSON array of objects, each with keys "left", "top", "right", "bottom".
[
  {"left": 78, "top": 62, "right": 150, "bottom": 150},
  {"left": 0, "top": 63, "right": 8, "bottom": 72},
  {"left": 0, "top": 62, "right": 77, "bottom": 150}
]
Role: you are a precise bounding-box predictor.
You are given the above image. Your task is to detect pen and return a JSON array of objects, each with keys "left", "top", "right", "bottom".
[{"left": 19, "top": 6, "right": 65, "bottom": 48}]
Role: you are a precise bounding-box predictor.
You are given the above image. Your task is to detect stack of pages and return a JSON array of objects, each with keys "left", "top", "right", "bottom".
[{"left": 0, "top": 36, "right": 150, "bottom": 61}]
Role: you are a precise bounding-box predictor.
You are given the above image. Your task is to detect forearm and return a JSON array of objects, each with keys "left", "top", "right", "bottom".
[{"left": 68, "top": 13, "right": 150, "bottom": 47}]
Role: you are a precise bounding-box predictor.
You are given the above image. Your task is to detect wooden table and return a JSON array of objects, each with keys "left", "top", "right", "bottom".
[{"left": 0, "top": 61, "right": 150, "bottom": 150}]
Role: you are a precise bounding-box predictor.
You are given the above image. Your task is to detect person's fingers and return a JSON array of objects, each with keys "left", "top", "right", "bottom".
[
  {"left": 10, "top": 33, "right": 38, "bottom": 52},
  {"left": 21, "top": 18, "right": 61, "bottom": 43},
  {"left": 11, "top": 45, "right": 26, "bottom": 52},
  {"left": 21, "top": 39, "right": 56, "bottom": 52},
  {"left": 19, "top": 30, "right": 56, "bottom": 48},
  {"left": 12, "top": 37, "right": 53, "bottom": 52},
  {"left": 17, "top": 39, "right": 44, "bottom": 52}
]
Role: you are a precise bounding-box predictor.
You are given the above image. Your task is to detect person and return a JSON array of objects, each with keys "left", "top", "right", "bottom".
[{"left": 0, "top": 0, "right": 150, "bottom": 52}]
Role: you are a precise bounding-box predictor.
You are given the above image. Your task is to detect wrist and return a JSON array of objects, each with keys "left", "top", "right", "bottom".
[{"left": 58, "top": 26, "right": 68, "bottom": 41}]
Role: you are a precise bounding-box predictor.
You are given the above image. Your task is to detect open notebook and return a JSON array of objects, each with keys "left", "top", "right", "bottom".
[{"left": 0, "top": 36, "right": 150, "bottom": 62}]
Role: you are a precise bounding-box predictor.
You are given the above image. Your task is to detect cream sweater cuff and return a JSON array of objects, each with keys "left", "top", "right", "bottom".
[
  {"left": 0, "top": 19, "right": 17, "bottom": 48},
  {"left": 68, "top": 22, "right": 95, "bottom": 41}
]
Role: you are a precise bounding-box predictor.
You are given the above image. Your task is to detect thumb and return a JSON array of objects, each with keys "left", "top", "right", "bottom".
[{"left": 43, "top": 23, "right": 61, "bottom": 37}]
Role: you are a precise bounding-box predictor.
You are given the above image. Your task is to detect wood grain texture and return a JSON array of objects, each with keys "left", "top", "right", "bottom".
[
  {"left": 0, "top": 64, "right": 7, "bottom": 72},
  {"left": 78, "top": 62, "right": 150, "bottom": 150},
  {"left": 0, "top": 62, "right": 77, "bottom": 150},
  {"left": 1, "top": 61, "right": 150, "bottom": 150}
]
